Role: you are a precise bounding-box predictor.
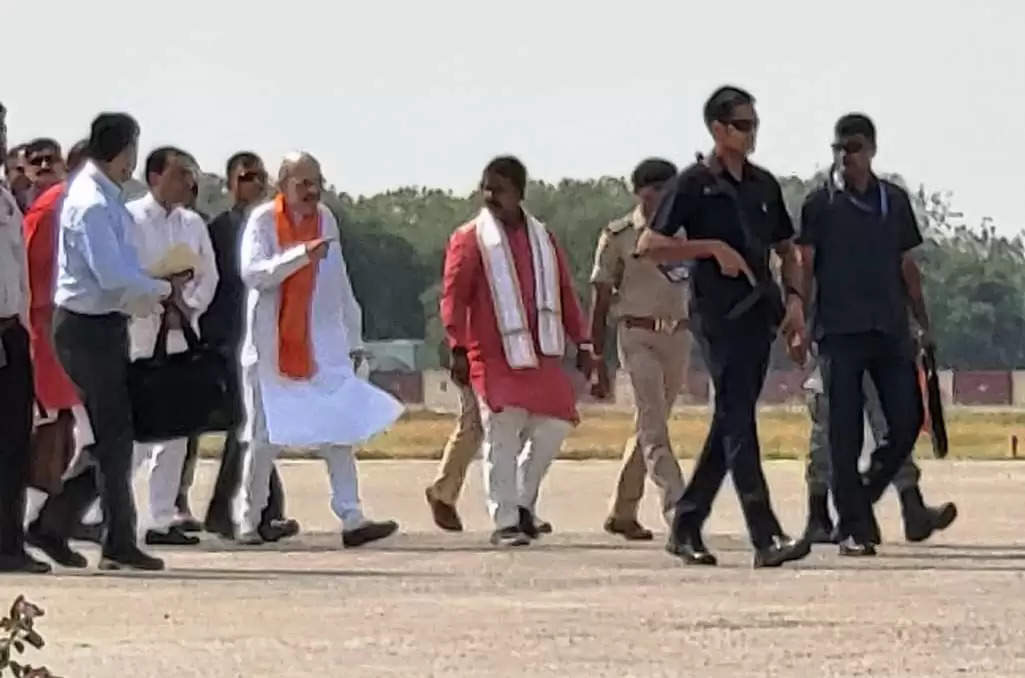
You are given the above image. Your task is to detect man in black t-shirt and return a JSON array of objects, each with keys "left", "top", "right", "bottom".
[
  {"left": 797, "top": 113, "right": 933, "bottom": 557},
  {"left": 637, "top": 85, "right": 809, "bottom": 569}
]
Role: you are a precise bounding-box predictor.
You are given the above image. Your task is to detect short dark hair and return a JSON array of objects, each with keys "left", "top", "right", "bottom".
[
  {"left": 88, "top": 113, "right": 139, "bottom": 162},
  {"left": 25, "top": 137, "right": 61, "bottom": 158},
  {"left": 66, "top": 139, "right": 89, "bottom": 174},
  {"left": 703, "top": 85, "right": 756, "bottom": 128},
  {"left": 144, "top": 146, "right": 185, "bottom": 186},
  {"left": 482, "top": 155, "right": 527, "bottom": 197},
  {"left": 631, "top": 158, "right": 677, "bottom": 191},
  {"left": 226, "top": 151, "right": 260, "bottom": 178},
  {"left": 835, "top": 113, "right": 876, "bottom": 144}
]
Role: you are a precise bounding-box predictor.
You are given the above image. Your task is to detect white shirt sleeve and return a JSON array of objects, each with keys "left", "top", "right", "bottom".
[
  {"left": 181, "top": 210, "right": 219, "bottom": 317},
  {"left": 239, "top": 206, "right": 311, "bottom": 290}
]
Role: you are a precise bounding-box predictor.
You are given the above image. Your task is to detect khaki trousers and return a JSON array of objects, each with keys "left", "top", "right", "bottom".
[
  {"left": 428, "top": 385, "right": 484, "bottom": 506},
  {"left": 608, "top": 324, "right": 689, "bottom": 526}
]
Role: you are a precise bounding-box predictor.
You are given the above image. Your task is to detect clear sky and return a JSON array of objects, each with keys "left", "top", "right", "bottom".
[{"left": 4, "top": 0, "right": 1023, "bottom": 234}]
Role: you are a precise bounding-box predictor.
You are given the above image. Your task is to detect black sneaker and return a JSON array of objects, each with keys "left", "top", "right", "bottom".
[
  {"left": 490, "top": 527, "right": 530, "bottom": 547},
  {"left": 666, "top": 529, "right": 717, "bottom": 566},
  {"left": 342, "top": 520, "right": 398, "bottom": 547},
  {"left": 838, "top": 536, "right": 877, "bottom": 557},
  {"left": 99, "top": 547, "right": 165, "bottom": 571},
  {"left": 145, "top": 527, "right": 200, "bottom": 546}
]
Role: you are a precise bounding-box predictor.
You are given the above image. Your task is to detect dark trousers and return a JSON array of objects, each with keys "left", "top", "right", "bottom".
[
  {"left": 820, "top": 331, "right": 922, "bottom": 542},
  {"left": 0, "top": 321, "right": 33, "bottom": 556},
  {"left": 672, "top": 323, "right": 782, "bottom": 549},
  {"left": 190, "top": 349, "right": 286, "bottom": 531},
  {"left": 36, "top": 309, "right": 137, "bottom": 554}
]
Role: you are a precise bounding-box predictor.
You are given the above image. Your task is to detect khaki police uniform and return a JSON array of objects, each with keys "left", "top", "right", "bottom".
[{"left": 591, "top": 207, "right": 690, "bottom": 525}]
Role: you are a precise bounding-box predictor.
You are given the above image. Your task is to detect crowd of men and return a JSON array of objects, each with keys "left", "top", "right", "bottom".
[{"left": 0, "top": 84, "right": 956, "bottom": 575}]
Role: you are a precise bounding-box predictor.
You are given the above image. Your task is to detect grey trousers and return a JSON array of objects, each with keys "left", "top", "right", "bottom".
[{"left": 805, "top": 372, "right": 920, "bottom": 495}]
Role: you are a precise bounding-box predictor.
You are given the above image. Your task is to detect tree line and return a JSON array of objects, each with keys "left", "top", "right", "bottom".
[{"left": 128, "top": 170, "right": 1025, "bottom": 370}]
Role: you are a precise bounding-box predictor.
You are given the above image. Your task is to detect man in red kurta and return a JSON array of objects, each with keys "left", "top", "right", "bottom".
[
  {"left": 441, "top": 156, "right": 593, "bottom": 546},
  {"left": 21, "top": 140, "right": 94, "bottom": 516}
]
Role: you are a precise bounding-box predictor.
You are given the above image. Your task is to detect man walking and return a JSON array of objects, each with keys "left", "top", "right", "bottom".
[
  {"left": 235, "top": 151, "right": 401, "bottom": 546},
  {"left": 638, "top": 85, "right": 809, "bottom": 568},
  {"left": 0, "top": 102, "right": 51, "bottom": 573},
  {"left": 441, "top": 156, "right": 593, "bottom": 546},
  {"left": 29, "top": 113, "right": 179, "bottom": 571},
  {"left": 124, "top": 146, "right": 218, "bottom": 547},
  {"left": 797, "top": 113, "right": 936, "bottom": 556},
  {"left": 197, "top": 151, "right": 297, "bottom": 541},
  {"left": 590, "top": 158, "right": 689, "bottom": 541},
  {"left": 802, "top": 353, "right": 957, "bottom": 544}
]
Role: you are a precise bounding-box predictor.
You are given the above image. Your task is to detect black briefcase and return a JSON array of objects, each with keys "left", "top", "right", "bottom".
[
  {"left": 920, "top": 345, "right": 948, "bottom": 459},
  {"left": 128, "top": 308, "right": 238, "bottom": 443}
]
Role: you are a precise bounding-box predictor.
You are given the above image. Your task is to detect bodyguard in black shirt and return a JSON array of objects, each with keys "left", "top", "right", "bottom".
[
  {"left": 797, "top": 114, "right": 931, "bottom": 556},
  {"left": 196, "top": 152, "right": 298, "bottom": 541},
  {"left": 638, "top": 86, "right": 809, "bottom": 568}
]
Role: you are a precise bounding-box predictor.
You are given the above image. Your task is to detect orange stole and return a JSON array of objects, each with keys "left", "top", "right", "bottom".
[{"left": 273, "top": 194, "right": 319, "bottom": 380}]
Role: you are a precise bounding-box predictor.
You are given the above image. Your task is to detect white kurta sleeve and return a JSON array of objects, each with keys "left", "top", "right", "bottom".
[
  {"left": 181, "top": 211, "right": 219, "bottom": 317},
  {"left": 322, "top": 208, "right": 364, "bottom": 352},
  {"left": 240, "top": 206, "right": 310, "bottom": 290}
]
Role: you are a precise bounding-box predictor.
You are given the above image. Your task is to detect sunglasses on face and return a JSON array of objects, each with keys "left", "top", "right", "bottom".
[
  {"left": 238, "top": 170, "right": 267, "bottom": 184},
  {"left": 831, "top": 140, "right": 865, "bottom": 154},
  {"left": 725, "top": 118, "right": 758, "bottom": 133},
  {"left": 28, "top": 154, "right": 55, "bottom": 167}
]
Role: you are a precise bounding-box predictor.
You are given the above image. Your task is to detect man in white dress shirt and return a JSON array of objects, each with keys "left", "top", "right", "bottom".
[
  {"left": 124, "top": 146, "right": 217, "bottom": 546},
  {"left": 235, "top": 151, "right": 401, "bottom": 546}
]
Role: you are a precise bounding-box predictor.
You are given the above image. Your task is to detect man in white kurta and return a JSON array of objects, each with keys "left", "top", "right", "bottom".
[
  {"left": 125, "top": 147, "right": 217, "bottom": 545},
  {"left": 235, "top": 152, "right": 402, "bottom": 546}
]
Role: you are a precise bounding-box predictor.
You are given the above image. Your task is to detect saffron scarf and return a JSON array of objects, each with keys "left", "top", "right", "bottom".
[{"left": 274, "top": 193, "right": 319, "bottom": 379}]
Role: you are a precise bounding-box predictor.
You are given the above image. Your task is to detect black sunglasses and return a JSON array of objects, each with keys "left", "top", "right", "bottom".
[
  {"left": 237, "top": 170, "right": 267, "bottom": 183},
  {"left": 831, "top": 140, "right": 865, "bottom": 154},
  {"left": 725, "top": 118, "right": 758, "bottom": 133},
  {"left": 28, "top": 153, "right": 55, "bottom": 167}
]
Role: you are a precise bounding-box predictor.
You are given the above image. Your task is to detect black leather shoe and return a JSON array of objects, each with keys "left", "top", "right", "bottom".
[
  {"left": 604, "top": 517, "right": 654, "bottom": 541},
  {"left": 754, "top": 534, "right": 812, "bottom": 568},
  {"left": 342, "top": 520, "right": 398, "bottom": 547},
  {"left": 518, "top": 507, "right": 540, "bottom": 539},
  {"left": 0, "top": 552, "right": 52, "bottom": 574},
  {"left": 535, "top": 518, "right": 553, "bottom": 534},
  {"left": 666, "top": 530, "right": 717, "bottom": 566},
  {"left": 262, "top": 518, "right": 300, "bottom": 541},
  {"left": 145, "top": 527, "right": 200, "bottom": 546},
  {"left": 25, "top": 527, "right": 87, "bottom": 568},
  {"left": 490, "top": 526, "right": 530, "bottom": 547},
  {"left": 99, "top": 547, "right": 165, "bottom": 571},
  {"left": 838, "top": 536, "right": 877, "bottom": 557},
  {"left": 901, "top": 487, "right": 957, "bottom": 543}
]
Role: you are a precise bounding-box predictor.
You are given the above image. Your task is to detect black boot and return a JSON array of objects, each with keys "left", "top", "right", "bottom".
[
  {"left": 803, "top": 491, "right": 835, "bottom": 544},
  {"left": 900, "top": 486, "right": 958, "bottom": 543}
]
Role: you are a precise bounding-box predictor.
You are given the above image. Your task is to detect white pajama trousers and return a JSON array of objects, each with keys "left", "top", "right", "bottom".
[
  {"left": 132, "top": 437, "right": 189, "bottom": 532},
  {"left": 477, "top": 400, "right": 572, "bottom": 531},
  {"left": 235, "top": 367, "right": 365, "bottom": 535}
]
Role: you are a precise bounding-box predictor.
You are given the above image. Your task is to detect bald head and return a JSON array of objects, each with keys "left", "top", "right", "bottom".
[{"left": 278, "top": 151, "right": 323, "bottom": 216}]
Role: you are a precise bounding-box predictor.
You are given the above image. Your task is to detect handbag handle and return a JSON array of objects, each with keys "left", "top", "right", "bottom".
[{"left": 152, "top": 301, "right": 201, "bottom": 361}]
